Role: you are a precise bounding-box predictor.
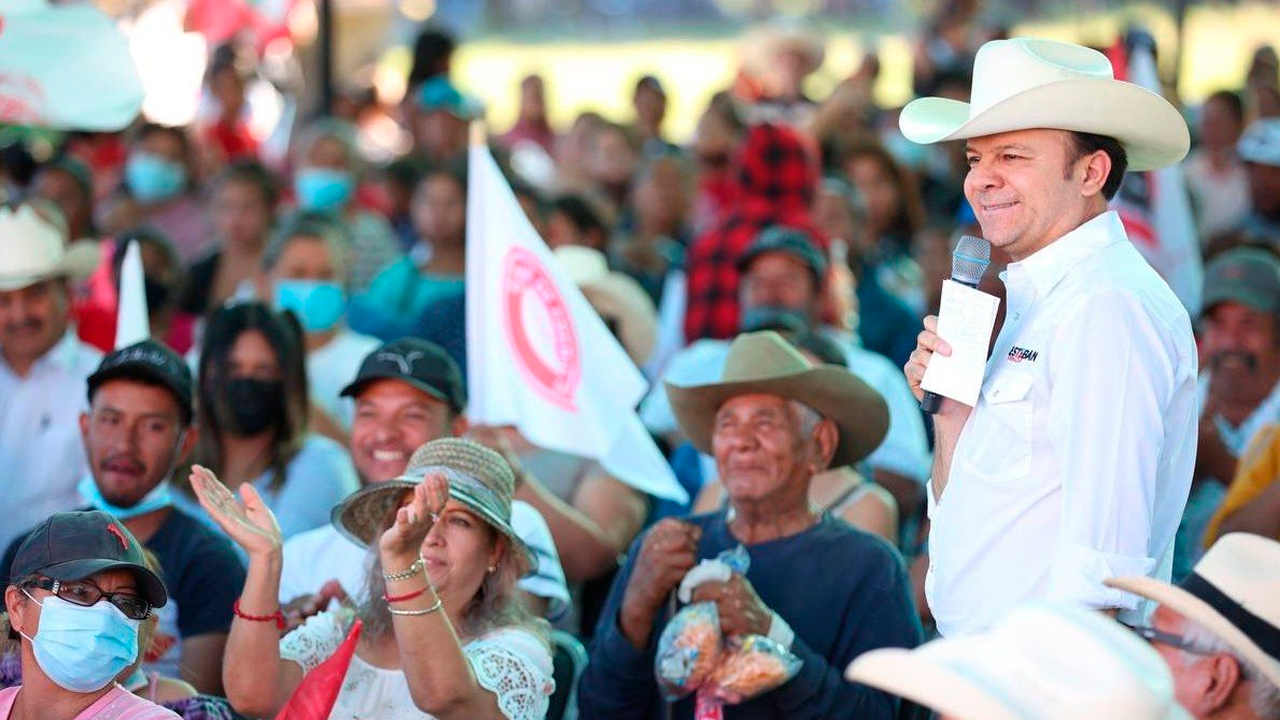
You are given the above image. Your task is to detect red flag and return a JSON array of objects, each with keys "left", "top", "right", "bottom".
[{"left": 273, "top": 619, "right": 362, "bottom": 720}]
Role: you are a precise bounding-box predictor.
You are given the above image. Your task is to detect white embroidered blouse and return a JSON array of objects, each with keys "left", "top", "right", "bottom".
[{"left": 279, "top": 609, "right": 555, "bottom": 720}]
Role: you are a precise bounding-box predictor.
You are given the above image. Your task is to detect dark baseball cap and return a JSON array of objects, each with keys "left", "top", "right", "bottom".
[
  {"left": 87, "top": 340, "right": 194, "bottom": 425},
  {"left": 1202, "top": 247, "right": 1280, "bottom": 316},
  {"left": 737, "top": 225, "right": 828, "bottom": 283},
  {"left": 340, "top": 338, "right": 466, "bottom": 413},
  {"left": 9, "top": 510, "right": 168, "bottom": 608}
]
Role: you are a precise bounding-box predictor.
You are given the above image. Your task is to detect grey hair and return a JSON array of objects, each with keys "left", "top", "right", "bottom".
[
  {"left": 790, "top": 400, "right": 823, "bottom": 437},
  {"left": 1177, "top": 618, "right": 1280, "bottom": 720}
]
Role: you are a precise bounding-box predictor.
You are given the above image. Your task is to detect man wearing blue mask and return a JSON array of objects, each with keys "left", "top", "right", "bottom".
[
  {"left": 260, "top": 216, "right": 380, "bottom": 439},
  {"left": 2, "top": 510, "right": 177, "bottom": 719},
  {"left": 1, "top": 340, "right": 245, "bottom": 696}
]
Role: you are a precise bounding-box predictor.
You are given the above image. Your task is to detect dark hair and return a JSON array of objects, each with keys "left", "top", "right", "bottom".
[
  {"left": 837, "top": 139, "right": 926, "bottom": 243},
  {"left": 1205, "top": 89, "right": 1245, "bottom": 125},
  {"left": 550, "top": 194, "right": 610, "bottom": 248},
  {"left": 1065, "top": 131, "right": 1128, "bottom": 201},
  {"left": 112, "top": 225, "right": 188, "bottom": 307},
  {"left": 134, "top": 123, "right": 194, "bottom": 171},
  {"left": 408, "top": 27, "right": 457, "bottom": 88},
  {"left": 262, "top": 213, "right": 351, "bottom": 282},
  {"left": 212, "top": 160, "right": 280, "bottom": 209},
  {"left": 184, "top": 302, "right": 308, "bottom": 494}
]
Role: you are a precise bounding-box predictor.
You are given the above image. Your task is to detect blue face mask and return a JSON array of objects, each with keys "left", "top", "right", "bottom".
[
  {"left": 294, "top": 168, "right": 354, "bottom": 212},
  {"left": 274, "top": 279, "right": 347, "bottom": 333},
  {"left": 125, "top": 152, "right": 187, "bottom": 204},
  {"left": 21, "top": 592, "right": 140, "bottom": 693}
]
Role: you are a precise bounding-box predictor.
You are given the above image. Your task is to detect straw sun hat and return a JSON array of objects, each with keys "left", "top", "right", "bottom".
[
  {"left": 898, "top": 37, "right": 1189, "bottom": 171},
  {"left": 332, "top": 438, "right": 537, "bottom": 575}
]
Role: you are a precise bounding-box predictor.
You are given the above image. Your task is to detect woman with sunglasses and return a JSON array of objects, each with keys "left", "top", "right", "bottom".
[{"left": 0, "top": 510, "right": 176, "bottom": 719}]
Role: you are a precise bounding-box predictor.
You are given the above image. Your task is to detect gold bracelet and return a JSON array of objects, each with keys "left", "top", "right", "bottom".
[
  {"left": 382, "top": 555, "right": 425, "bottom": 582},
  {"left": 387, "top": 597, "right": 444, "bottom": 616}
]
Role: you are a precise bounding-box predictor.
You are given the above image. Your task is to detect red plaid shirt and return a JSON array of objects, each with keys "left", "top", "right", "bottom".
[{"left": 683, "top": 123, "right": 825, "bottom": 341}]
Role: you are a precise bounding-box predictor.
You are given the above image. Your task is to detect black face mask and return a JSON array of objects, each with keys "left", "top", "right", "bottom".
[
  {"left": 143, "top": 276, "right": 171, "bottom": 314},
  {"left": 219, "top": 378, "right": 284, "bottom": 436}
]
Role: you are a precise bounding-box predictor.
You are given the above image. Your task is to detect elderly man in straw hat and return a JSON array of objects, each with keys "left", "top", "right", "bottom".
[
  {"left": 0, "top": 205, "right": 103, "bottom": 551},
  {"left": 903, "top": 37, "right": 1199, "bottom": 637},
  {"left": 846, "top": 601, "right": 1196, "bottom": 720},
  {"left": 1106, "top": 533, "right": 1280, "bottom": 720},
  {"left": 579, "top": 331, "right": 922, "bottom": 720}
]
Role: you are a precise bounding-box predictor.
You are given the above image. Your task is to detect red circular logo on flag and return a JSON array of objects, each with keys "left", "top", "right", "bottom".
[{"left": 501, "top": 247, "right": 581, "bottom": 411}]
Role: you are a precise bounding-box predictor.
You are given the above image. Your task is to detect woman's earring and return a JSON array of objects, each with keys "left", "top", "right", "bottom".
[{"left": 487, "top": 565, "right": 496, "bottom": 574}]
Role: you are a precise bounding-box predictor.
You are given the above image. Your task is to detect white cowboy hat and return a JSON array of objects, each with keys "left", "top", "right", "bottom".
[
  {"left": 899, "top": 37, "right": 1190, "bottom": 171},
  {"left": 846, "top": 602, "right": 1193, "bottom": 720},
  {"left": 0, "top": 204, "right": 98, "bottom": 291},
  {"left": 554, "top": 245, "right": 658, "bottom": 366},
  {"left": 1106, "top": 533, "right": 1280, "bottom": 688}
]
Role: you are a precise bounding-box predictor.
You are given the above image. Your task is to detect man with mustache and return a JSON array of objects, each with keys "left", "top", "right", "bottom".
[
  {"left": 0, "top": 339, "right": 246, "bottom": 695},
  {"left": 0, "top": 205, "right": 101, "bottom": 551}
]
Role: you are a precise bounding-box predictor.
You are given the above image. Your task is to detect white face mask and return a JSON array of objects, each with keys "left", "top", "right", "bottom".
[{"left": 21, "top": 591, "right": 140, "bottom": 693}]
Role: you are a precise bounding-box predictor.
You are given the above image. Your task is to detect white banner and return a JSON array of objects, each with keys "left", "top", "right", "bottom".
[
  {"left": 0, "top": 1, "right": 143, "bottom": 131},
  {"left": 465, "top": 142, "right": 687, "bottom": 503}
]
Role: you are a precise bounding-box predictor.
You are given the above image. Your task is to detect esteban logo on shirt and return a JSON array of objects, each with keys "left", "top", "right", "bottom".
[{"left": 1008, "top": 346, "right": 1040, "bottom": 364}]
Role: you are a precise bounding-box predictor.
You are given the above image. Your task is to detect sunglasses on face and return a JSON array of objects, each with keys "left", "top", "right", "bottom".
[{"left": 27, "top": 577, "right": 152, "bottom": 621}]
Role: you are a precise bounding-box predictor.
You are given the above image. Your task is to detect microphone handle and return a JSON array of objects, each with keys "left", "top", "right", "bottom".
[{"left": 919, "top": 277, "right": 982, "bottom": 414}]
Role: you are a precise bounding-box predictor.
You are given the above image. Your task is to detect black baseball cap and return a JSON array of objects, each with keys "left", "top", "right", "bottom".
[
  {"left": 340, "top": 338, "right": 466, "bottom": 414},
  {"left": 737, "top": 225, "right": 828, "bottom": 283},
  {"left": 87, "top": 340, "right": 194, "bottom": 425},
  {"left": 9, "top": 510, "right": 168, "bottom": 607}
]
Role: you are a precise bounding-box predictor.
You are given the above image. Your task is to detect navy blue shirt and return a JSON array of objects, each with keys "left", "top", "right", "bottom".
[{"left": 579, "top": 511, "right": 922, "bottom": 720}]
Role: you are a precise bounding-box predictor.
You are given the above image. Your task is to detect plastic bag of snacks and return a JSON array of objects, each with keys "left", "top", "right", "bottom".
[
  {"left": 709, "top": 634, "right": 802, "bottom": 703},
  {"left": 656, "top": 601, "right": 723, "bottom": 700}
]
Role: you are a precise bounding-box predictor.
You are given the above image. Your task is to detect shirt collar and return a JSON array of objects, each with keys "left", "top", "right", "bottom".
[
  {"left": 0, "top": 329, "right": 84, "bottom": 377},
  {"left": 1007, "top": 211, "right": 1125, "bottom": 298}
]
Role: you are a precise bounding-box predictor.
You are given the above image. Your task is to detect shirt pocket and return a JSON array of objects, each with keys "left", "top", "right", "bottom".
[{"left": 961, "top": 370, "right": 1035, "bottom": 483}]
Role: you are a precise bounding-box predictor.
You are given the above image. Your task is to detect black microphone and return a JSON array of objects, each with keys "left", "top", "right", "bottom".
[{"left": 920, "top": 235, "right": 992, "bottom": 414}]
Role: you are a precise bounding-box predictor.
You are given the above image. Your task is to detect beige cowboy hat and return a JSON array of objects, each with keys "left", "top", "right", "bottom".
[
  {"left": 740, "top": 18, "right": 826, "bottom": 78},
  {"left": 899, "top": 37, "right": 1190, "bottom": 171},
  {"left": 332, "top": 438, "right": 537, "bottom": 576},
  {"left": 554, "top": 245, "right": 658, "bottom": 366},
  {"left": 846, "top": 602, "right": 1194, "bottom": 720},
  {"left": 0, "top": 204, "right": 98, "bottom": 291},
  {"left": 665, "top": 331, "right": 888, "bottom": 467},
  {"left": 1105, "top": 533, "right": 1280, "bottom": 688}
]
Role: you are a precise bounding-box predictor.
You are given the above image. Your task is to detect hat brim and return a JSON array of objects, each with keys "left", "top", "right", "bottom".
[
  {"left": 1200, "top": 288, "right": 1275, "bottom": 316},
  {"left": 899, "top": 78, "right": 1190, "bottom": 171},
  {"left": 846, "top": 648, "right": 1024, "bottom": 720},
  {"left": 665, "top": 365, "right": 889, "bottom": 467},
  {"left": 332, "top": 481, "right": 537, "bottom": 578},
  {"left": 87, "top": 364, "right": 192, "bottom": 424},
  {"left": 39, "top": 558, "right": 169, "bottom": 609},
  {"left": 1105, "top": 575, "right": 1280, "bottom": 688},
  {"left": 339, "top": 373, "right": 456, "bottom": 409},
  {"left": 0, "top": 242, "right": 100, "bottom": 292}
]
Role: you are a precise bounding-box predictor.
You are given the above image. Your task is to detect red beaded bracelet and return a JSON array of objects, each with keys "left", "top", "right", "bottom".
[
  {"left": 383, "top": 587, "right": 428, "bottom": 604},
  {"left": 233, "top": 599, "right": 286, "bottom": 631}
]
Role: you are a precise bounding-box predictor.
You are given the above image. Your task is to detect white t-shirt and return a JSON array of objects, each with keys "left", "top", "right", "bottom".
[
  {"left": 307, "top": 328, "right": 381, "bottom": 431},
  {"left": 279, "top": 500, "right": 571, "bottom": 621}
]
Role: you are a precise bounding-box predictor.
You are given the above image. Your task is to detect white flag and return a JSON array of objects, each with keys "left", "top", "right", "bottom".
[
  {"left": 1111, "top": 35, "right": 1204, "bottom": 315},
  {"left": 116, "top": 241, "right": 150, "bottom": 348},
  {"left": 0, "top": 1, "right": 143, "bottom": 131},
  {"left": 465, "top": 143, "right": 687, "bottom": 503}
]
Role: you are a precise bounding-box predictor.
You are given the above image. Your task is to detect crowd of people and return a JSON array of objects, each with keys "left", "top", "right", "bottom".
[{"left": 1, "top": 4, "right": 1280, "bottom": 719}]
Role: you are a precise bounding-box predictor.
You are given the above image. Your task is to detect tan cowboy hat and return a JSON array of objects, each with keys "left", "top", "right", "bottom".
[
  {"left": 846, "top": 602, "right": 1194, "bottom": 720},
  {"left": 899, "top": 37, "right": 1190, "bottom": 171},
  {"left": 0, "top": 204, "right": 98, "bottom": 291},
  {"left": 332, "top": 438, "right": 537, "bottom": 576},
  {"left": 554, "top": 245, "right": 657, "bottom": 366},
  {"left": 665, "top": 331, "right": 888, "bottom": 467},
  {"left": 740, "top": 18, "right": 826, "bottom": 78},
  {"left": 1106, "top": 533, "right": 1280, "bottom": 688}
]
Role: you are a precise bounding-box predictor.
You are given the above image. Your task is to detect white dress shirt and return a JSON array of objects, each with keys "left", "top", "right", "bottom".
[
  {"left": 926, "top": 211, "right": 1198, "bottom": 637},
  {"left": 0, "top": 331, "right": 102, "bottom": 550}
]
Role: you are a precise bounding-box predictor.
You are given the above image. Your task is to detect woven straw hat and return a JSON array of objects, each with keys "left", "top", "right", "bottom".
[{"left": 332, "top": 438, "right": 536, "bottom": 575}]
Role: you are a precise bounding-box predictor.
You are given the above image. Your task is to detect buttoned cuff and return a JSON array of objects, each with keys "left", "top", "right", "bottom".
[{"left": 1047, "top": 543, "right": 1157, "bottom": 611}]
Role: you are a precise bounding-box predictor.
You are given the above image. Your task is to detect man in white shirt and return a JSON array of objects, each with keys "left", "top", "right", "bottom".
[
  {"left": 0, "top": 205, "right": 102, "bottom": 551},
  {"left": 278, "top": 338, "right": 571, "bottom": 622},
  {"left": 902, "top": 37, "right": 1198, "bottom": 636}
]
